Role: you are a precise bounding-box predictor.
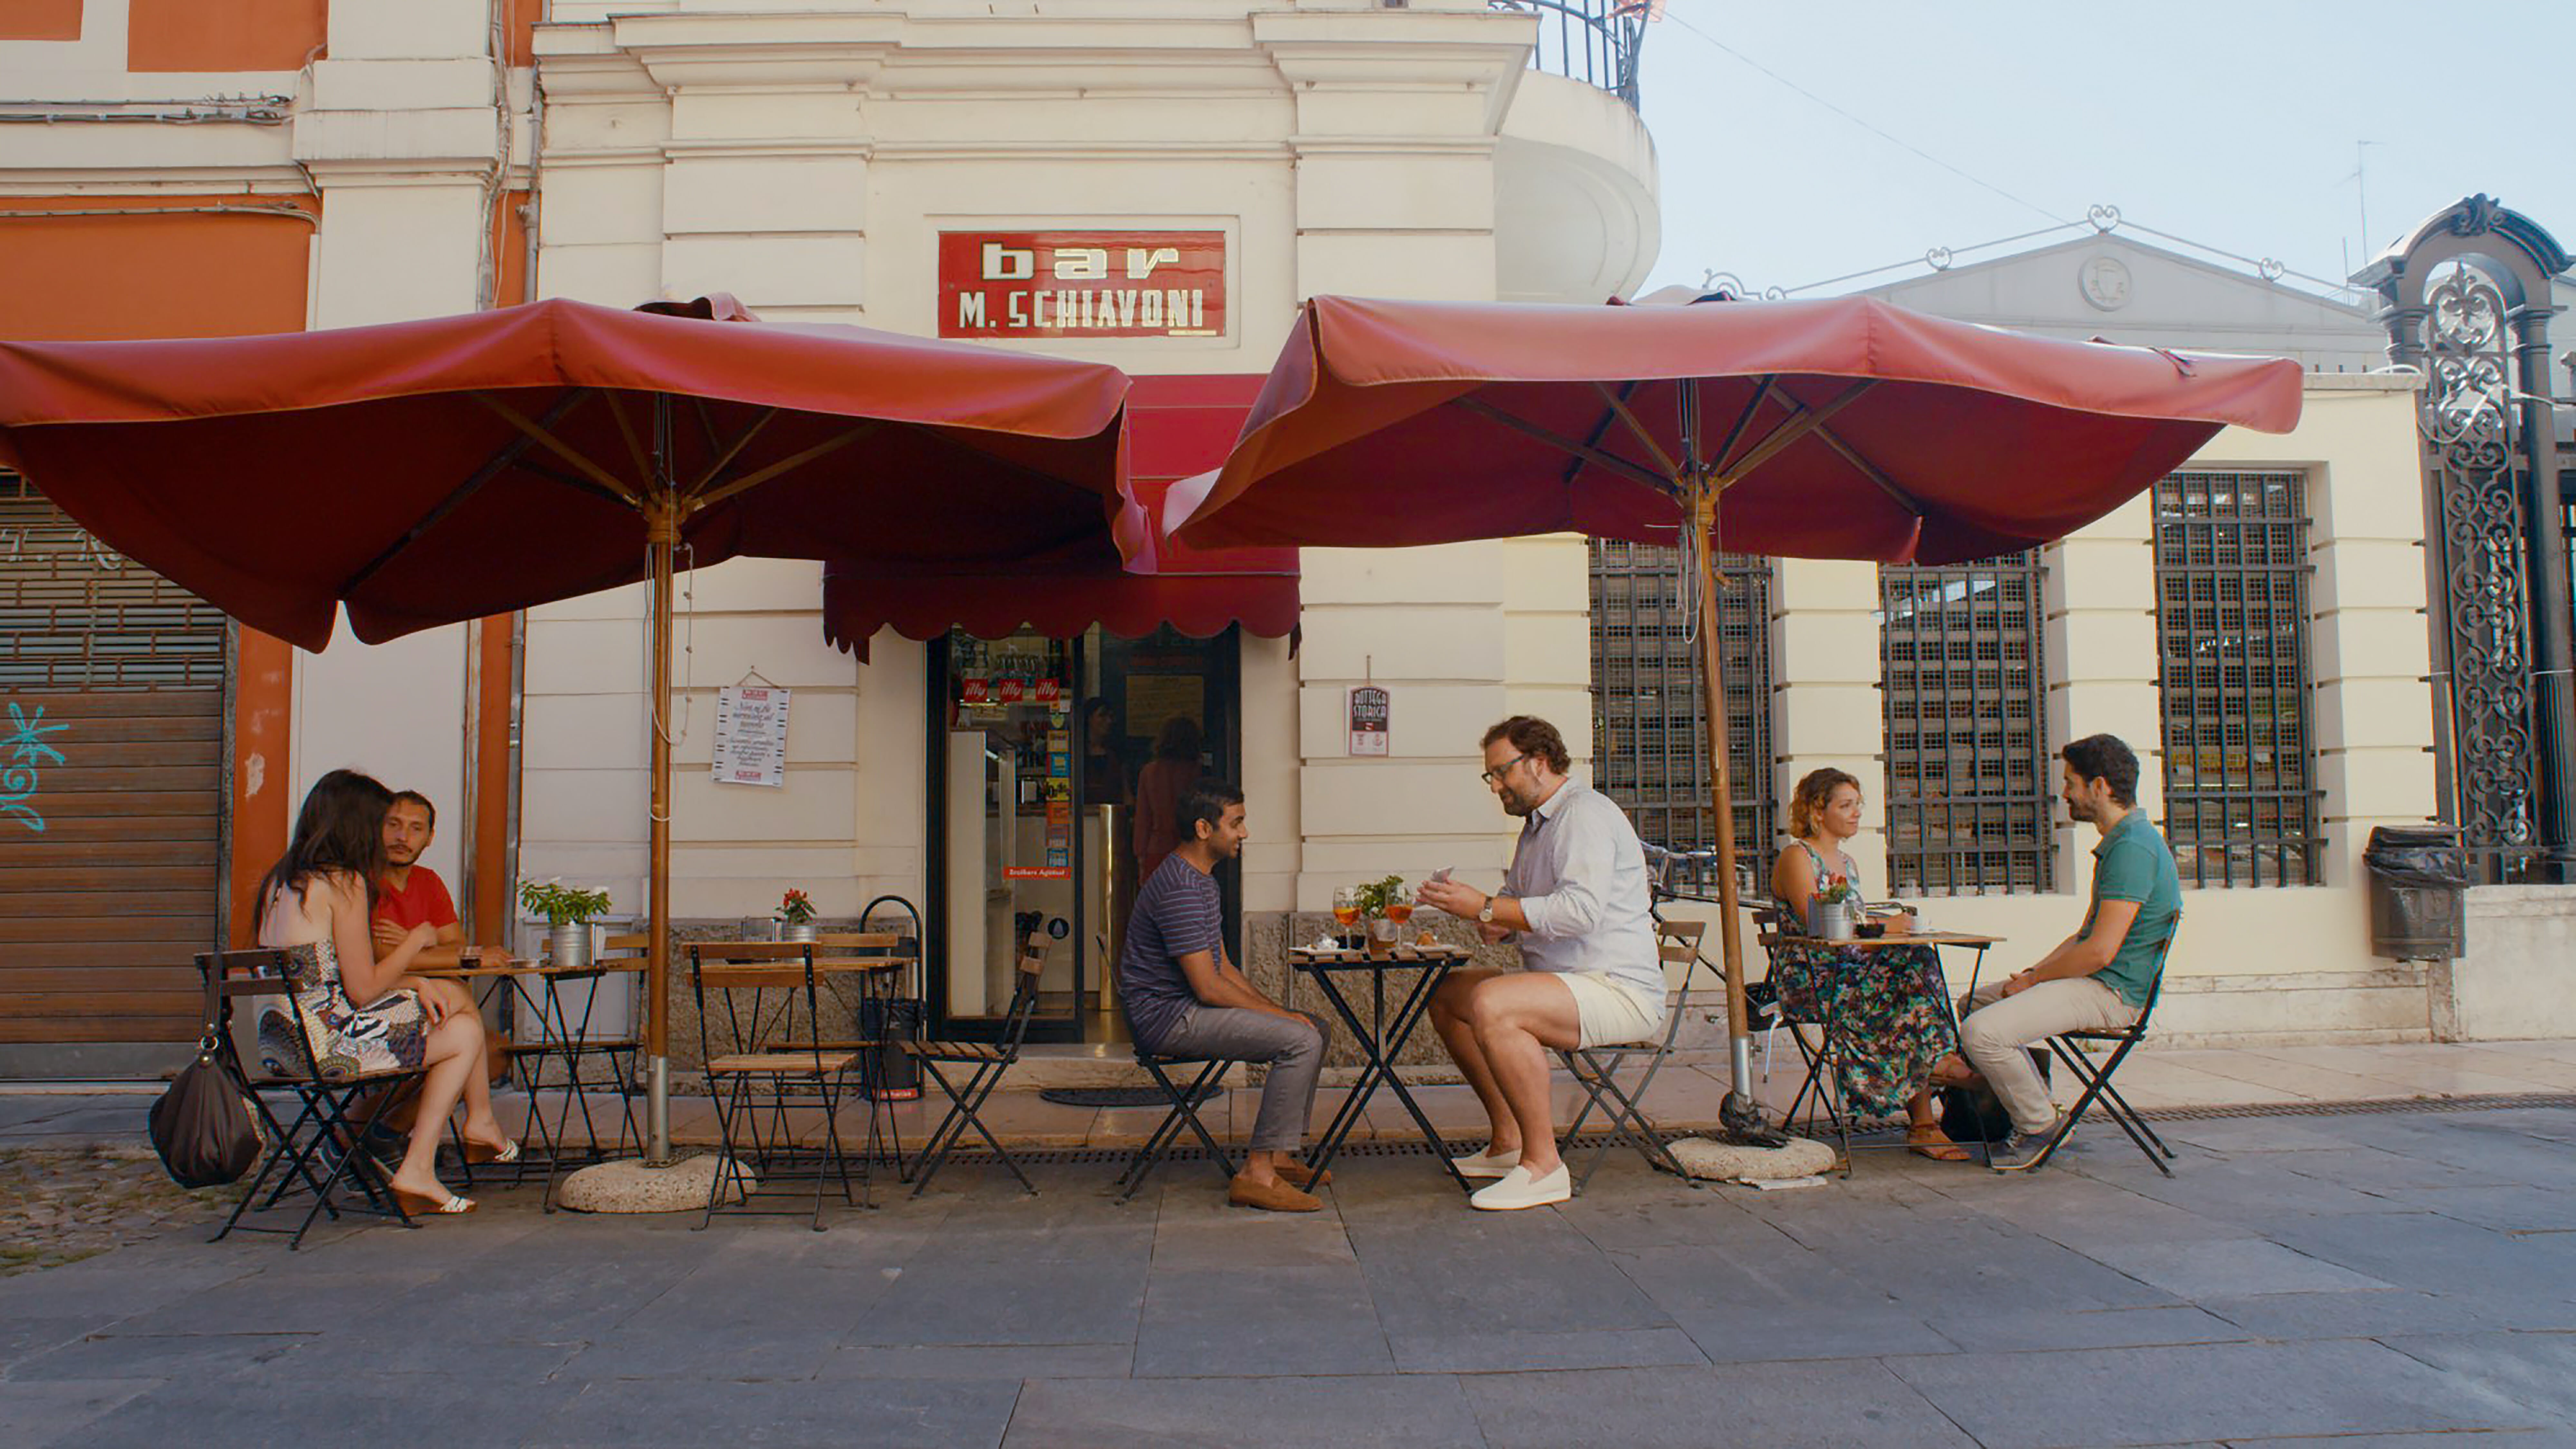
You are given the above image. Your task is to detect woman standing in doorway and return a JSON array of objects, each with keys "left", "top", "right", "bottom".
[{"left": 1133, "top": 713, "right": 1205, "bottom": 885}]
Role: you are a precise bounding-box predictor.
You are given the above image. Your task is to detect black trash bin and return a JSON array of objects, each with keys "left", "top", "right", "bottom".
[{"left": 2363, "top": 825, "right": 2468, "bottom": 961}]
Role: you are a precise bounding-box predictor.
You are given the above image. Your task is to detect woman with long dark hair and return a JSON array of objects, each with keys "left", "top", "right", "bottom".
[{"left": 255, "top": 768, "right": 514, "bottom": 1216}]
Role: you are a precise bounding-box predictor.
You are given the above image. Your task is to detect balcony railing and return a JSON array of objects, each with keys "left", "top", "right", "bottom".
[{"left": 1492, "top": 0, "right": 1652, "bottom": 109}]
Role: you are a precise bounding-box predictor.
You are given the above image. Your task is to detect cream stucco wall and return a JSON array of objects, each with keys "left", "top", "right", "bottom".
[
  {"left": 513, "top": 1, "right": 1658, "bottom": 957},
  {"left": 1655, "top": 375, "right": 2443, "bottom": 1046}
]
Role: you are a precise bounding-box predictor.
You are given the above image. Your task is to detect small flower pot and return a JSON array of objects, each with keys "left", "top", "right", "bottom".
[
  {"left": 1806, "top": 899, "right": 1857, "bottom": 942},
  {"left": 777, "top": 921, "right": 818, "bottom": 944},
  {"left": 549, "top": 921, "right": 592, "bottom": 970}
]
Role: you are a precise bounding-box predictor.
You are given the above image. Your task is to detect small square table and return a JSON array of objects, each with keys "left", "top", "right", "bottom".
[{"left": 1289, "top": 942, "right": 1475, "bottom": 1191}]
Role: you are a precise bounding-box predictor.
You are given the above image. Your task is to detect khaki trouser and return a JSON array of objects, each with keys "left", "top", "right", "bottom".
[{"left": 1956, "top": 976, "right": 2139, "bottom": 1136}]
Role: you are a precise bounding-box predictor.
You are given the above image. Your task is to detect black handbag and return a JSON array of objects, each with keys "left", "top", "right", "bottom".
[
  {"left": 148, "top": 1039, "right": 263, "bottom": 1189},
  {"left": 1937, "top": 1049, "right": 2052, "bottom": 1144}
]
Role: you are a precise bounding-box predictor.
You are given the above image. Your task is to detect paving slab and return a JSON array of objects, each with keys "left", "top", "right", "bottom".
[
  {"left": 1459, "top": 1361, "right": 1978, "bottom": 1449},
  {"left": 1132, "top": 1264, "right": 1392, "bottom": 1378},
  {"left": 529, "top": 1375, "right": 1019, "bottom": 1449},
  {"left": 2379, "top": 1331, "right": 2576, "bottom": 1427},
  {"left": 1009, "top": 1374, "right": 1487, "bottom": 1449},
  {"left": 0, "top": 1380, "right": 155, "bottom": 1449},
  {"left": 845, "top": 1253, "right": 1149, "bottom": 1348},
  {"left": 1886, "top": 1339, "right": 2550, "bottom": 1447},
  {"left": 2082, "top": 1237, "right": 2395, "bottom": 1297},
  {"left": 1388, "top": 1325, "right": 1710, "bottom": 1374}
]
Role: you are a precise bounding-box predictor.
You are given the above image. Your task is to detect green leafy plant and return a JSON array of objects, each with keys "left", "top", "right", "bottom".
[
  {"left": 1350, "top": 874, "right": 1407, "bottom": 920},
  {"left": 775, "top": 888, "right": 816, "bottom": 925},
  {"left": 519, "top": 878, "right": 613, "bottom": 927}
]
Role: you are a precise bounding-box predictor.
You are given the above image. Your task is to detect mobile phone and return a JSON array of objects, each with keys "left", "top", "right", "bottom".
[{"left": 1428, "top": 867, "right": 1454, "bottom": 885}]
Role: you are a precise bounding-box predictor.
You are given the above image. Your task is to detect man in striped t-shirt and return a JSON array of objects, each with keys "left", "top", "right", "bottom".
[{"left": 1119, "top": 778, "right": 1334, "bottom": 1212}]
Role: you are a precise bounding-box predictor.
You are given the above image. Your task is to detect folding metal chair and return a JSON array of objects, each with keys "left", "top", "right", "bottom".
[
  {"left": 1113, "top": 1050, "right": 1239, "bottom": 1203},
  {"left": 2021, "top": 917, "right": 2182, "bottom": 1175},
  {"left": 198, "top": 948, "right": 429, "bottom": 1249},
  {"left": 1759, "top": 916, "right": 1870, "bottom": 1170},
  {"left": 1556, "top": 918, "right": 1710, "bottom": 1192},
  {"left": 902, "top": 916, "right": 1048, "bottom": 1196},
  {"left": 688, "top": 940, "right": 862, "bottom": 1231}
]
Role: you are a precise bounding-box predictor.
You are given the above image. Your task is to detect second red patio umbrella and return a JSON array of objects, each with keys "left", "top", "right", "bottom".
[
  {"left": 0, "top": 294, "right": 1129, "bottom": 1159},
  {"left": 1166, "top": 293, "right": 2305, "bottom": 1132}
]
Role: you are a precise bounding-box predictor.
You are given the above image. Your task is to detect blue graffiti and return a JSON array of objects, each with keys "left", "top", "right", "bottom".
[{"left": 1, "top": 702, "right": 67, "bottom": 833}]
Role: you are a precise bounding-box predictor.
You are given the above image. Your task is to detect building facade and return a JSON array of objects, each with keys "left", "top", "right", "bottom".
[{"left": 4, "top": 0, "right": 2570, "bottom": 1077}]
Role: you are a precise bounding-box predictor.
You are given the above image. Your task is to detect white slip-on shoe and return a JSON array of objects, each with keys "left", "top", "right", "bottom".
[
  {"left": 1452, "top": 1147, "right": 1520, "bottom": 1181},
  {"left": 1469, "top": 1161, "right": 1572, "bottom": 1211}
]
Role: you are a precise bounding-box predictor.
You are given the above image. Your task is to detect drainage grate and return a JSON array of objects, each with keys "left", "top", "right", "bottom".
[{"left": 910, "top": 1094, "right": 2576, "bottom": 1170}]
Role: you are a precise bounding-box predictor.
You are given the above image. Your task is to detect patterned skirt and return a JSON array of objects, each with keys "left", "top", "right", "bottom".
[
  {"left": 1766, "top": 941, "right": 1958, "bottom": 1118},
  {"left": 256, "top": 942, "right": 431, "bottom": 1081}
]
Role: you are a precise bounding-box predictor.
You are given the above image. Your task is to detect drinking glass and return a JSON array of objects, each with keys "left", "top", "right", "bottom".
[{"left": 1331, "top": 886, "right": 1360, "bottom": 951}]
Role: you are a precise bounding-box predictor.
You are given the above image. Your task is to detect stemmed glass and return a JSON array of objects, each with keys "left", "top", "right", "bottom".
[{"left": 1331, "top": 886, "right": 1360, "bottom": 952}]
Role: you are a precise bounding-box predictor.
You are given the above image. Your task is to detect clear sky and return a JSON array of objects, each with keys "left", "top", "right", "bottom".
[{"left": 1634, "top": 0, "right": 2576, "bottom": 301}]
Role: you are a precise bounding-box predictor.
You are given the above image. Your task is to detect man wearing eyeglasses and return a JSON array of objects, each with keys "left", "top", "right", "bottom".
[{"left": 1416, "top": 715, "right": 1664, "bottom": 1210}]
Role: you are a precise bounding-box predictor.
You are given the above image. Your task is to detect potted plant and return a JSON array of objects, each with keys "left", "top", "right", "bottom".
[
  {"left": 1351, "top": 874, "right": 1408, "bottom": 958},
  {"left": 520, "top": 878, "right": 613, "bottom": 969},
  {"left": 775, "top": 887, "right": 818, "bottom": 943},
  {"left": 1808, "top": 872, "right": 1861, "bottom": 942}
]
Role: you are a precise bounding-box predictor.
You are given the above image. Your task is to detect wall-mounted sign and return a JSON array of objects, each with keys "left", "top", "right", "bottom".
[
  {"left": 939, "top": 230, "right": 1225, "bottom": 339},
  {"left": 1348, "top": 685, "right": 1390, "bottom": 757},
  {"left": 712, "top": 685, "right": 791, "bottom": 787},
  {"left": 1003, "top": 866, "right": 1072, "bottom": 881}
]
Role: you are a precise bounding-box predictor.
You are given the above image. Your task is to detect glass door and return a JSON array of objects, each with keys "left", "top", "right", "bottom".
[
  {"left": 934, "top": 629, "right": 1086, "bottom": 1041},
  {"left": 929, "top": 625, "right": 1242, "bottom": 1043}
]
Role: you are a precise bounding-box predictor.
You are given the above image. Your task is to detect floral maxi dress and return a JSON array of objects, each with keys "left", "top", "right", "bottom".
[{"left": 1767, "top": 858, "right": 1958, "bottom": 1118}]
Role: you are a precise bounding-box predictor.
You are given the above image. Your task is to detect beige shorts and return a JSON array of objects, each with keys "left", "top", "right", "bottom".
[{"left": 1551, "top": 970, "right": 1668, "bottom": 1049}]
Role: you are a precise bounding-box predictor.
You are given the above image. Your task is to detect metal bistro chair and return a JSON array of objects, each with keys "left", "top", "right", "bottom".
[
  {"left": 2018, "top": 916, "right": 2182, "bottom": 1176},
  {"left": 197, "top": 948, "right": 430, "bottom": 1249},
  {"left": 771, "top": 928, "right": 914, "bottom": 1176},
  {"left": 688, "top": 939, "right": 861, "bottom": 1230},
  {"left": 901, "top": 913, "right": 1049, "bottom": 1197},
  {"left": 1556, "top": 916, "right": 1714, "bottom": 1193}
]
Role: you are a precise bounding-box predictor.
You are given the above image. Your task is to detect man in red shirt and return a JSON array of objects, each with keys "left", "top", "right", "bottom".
[{"left": 374, "top": 790, "right": 511, "bottom": 1081}]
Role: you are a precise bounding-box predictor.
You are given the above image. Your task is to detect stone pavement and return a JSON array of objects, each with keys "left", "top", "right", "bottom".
[{"left": 5, "top": 1088, "right": 2576, "bottom": 1446}]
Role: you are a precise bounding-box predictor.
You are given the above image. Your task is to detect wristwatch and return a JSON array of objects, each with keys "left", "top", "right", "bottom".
[{"left": 1477, "top": 895, "right": 1496, "bottom": 925}]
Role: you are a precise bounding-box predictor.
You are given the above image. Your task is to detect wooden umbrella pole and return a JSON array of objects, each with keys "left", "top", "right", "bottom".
[
  {"left": 645, "top": 500, "right": 677, "bottom": 1163},
  {"left": 1689, "top": 484, "right": 1757, "bottom": 1108}
]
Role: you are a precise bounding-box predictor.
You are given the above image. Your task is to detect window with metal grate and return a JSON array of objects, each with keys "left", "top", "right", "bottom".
[
  {"left": 2153, "top": 470, "right": 2321, "bottom": 887},
  {"left": 1586, "top": 540, "right": 1773, "bottom": 893},
  {"left": 1879, "top": 551, "right": 2053, "bottom": 896}
]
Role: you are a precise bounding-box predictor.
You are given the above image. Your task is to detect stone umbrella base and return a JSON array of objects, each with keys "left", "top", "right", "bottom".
[
  {"left": 555, "top": 1153, "right": 752, "bottom": 1214},
  {"left": 1667, "top": 1135, "right": 1837, "bottom": 1183}
]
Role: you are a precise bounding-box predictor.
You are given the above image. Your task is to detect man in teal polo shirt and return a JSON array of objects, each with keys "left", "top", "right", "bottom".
[{"left": 1949, "top": 733, "right": 2180, "bottom": 1170}]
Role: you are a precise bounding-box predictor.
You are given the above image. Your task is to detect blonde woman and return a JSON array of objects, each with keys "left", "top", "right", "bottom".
[{"left": 1767, "top": 768, "right": 1967, "bottom": 1161}]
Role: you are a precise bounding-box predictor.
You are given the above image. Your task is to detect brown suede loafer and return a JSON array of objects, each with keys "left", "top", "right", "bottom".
[
  {"left": 1227, "top": 1173, "right": 1322, "bottom": 1212},
  {"left": 1270, "top": 1160, "right": 1332, "bottom": 1189}
]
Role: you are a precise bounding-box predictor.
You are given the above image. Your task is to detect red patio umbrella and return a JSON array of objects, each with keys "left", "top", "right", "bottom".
[
  {"left": 0, "top": 294, "right": 1129, "bottom": 1159},
  {"left": 1164, "top": 293, "right": 2304, "bottom": 1133}
]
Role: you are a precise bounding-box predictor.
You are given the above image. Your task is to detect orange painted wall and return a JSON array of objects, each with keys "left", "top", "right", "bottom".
[
  {"left": 129, "top": 0, "right": 326, "bottom": 72},
  {"left": 0, "top": 199, "right": 316, "bottom": 341},
  {"left": 228, "top": 630, "right": 295, "bottom": 945},
  {"left": 0, "top": 0, "right": 82, "bottom": 41},
  {"left": 0, "top": 199, "right": 315, "bottom": 941}
]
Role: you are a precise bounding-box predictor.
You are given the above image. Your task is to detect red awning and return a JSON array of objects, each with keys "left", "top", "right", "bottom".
[{"left": 824, "top": 373, "right": 1297, "bottom": 654}]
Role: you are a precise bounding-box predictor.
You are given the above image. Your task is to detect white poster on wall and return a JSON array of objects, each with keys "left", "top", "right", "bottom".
[{"left": 712, "top": 685, "right": 791, "bottom": 787}]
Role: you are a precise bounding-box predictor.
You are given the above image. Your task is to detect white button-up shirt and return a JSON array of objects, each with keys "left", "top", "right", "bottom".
[{"left": 1501, "top": 779, "right": 1663, "bottom": 1003}]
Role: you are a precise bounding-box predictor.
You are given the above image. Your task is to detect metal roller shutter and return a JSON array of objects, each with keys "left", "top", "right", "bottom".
[{"left": 0, "top": 472, "right": 226, "bottom": 1074}]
